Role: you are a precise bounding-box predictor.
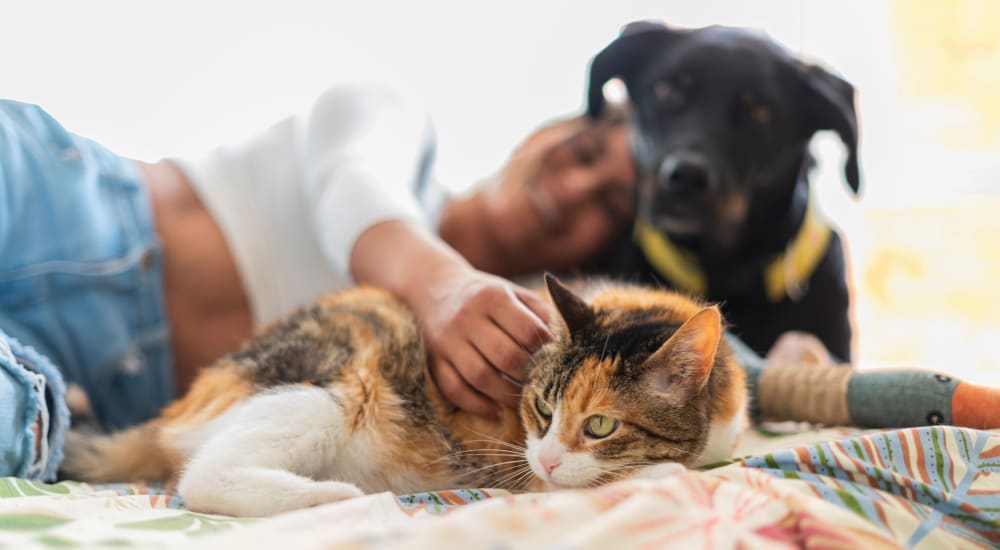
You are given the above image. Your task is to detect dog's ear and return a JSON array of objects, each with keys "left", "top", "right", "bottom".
[
  {"left": 797, "top": 63, "right": 861, "bottom": 194},
  {"left": 587, "top": 21, "right": 684, "bottom": 119}
]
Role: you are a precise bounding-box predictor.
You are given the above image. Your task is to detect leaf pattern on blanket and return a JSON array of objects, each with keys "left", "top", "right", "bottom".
[
  {"left": 117, "top": 512, "right": 253, "bottom": 534},
  {"left": 0, "top": 426, "right": 998, "bottom": 549},
  {"left": 0, "top": 478, "right": 70, "bottom": 498},
  {"left": 740, "top": 426, "right": 1000, "bottom": 548},
  {"left": 0, "top": 513, "right": 72, "bottom": 531}
]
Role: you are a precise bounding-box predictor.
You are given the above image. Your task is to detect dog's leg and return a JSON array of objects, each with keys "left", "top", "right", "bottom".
[{"left": 176, "top": 386, "right": 363, "bottom": 517}]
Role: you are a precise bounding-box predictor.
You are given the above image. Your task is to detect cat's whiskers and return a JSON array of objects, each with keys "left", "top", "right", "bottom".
[
  {"left": 586, "top": 459, "right": 673, "bottom": 487},
  {"left": 594, "top": 463, "right": 642, "bottom": 485},
  {"left": 435, "top": 429, "right": 535, "bottom": 488},
  {"left": 453, "top": 458, "right": 532, "bottom": 481},
  {"left": 469, "top": 461, "right": 528, "bottom": 487},
  {"left": 588, "top": 475, "right": 615, "bottom": 488},
  {"left": 465, "top": 431, "right": 527, "bottom": 453},
  {"left": 616, "top": 460, "right": 658, "bottom": 469},
  {"left": 438, "top": 446, "right": 525, "bottom": 457},
  {"left": 596, "top": 456, "right": 698, "bottom": 487},
  {"left": 446, "top": 449, "right": 524, "bottom": 459},
  {"left": 428, "top": 448, "right": 524, "bottom": 467},
  {"left": 503, "top": 467, "right": 538, "bottom": 491},
  {"left": 489, "top": 464, "right": 537, "bottom": 490}
]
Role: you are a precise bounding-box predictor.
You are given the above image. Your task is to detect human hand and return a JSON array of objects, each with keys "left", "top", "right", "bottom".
[
  {"left": 351, "top": 220, "right": 555, "bottom": 419},
  {"left": 404, "top": 262, "right": 555, "bottom": 419}
]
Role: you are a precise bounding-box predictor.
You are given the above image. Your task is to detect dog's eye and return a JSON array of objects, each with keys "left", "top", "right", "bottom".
[
  {"left": 752, "top": 107, "right": 773, "bottom": 125},
  {"left": 738, "top": 91, "right": 773, "bottom": 127},
  {"left": 653, "top": 81, "right": 683, "bottom": 107},
  {"left": 654, "top": 81, "right": 673, "bottom": 101}
]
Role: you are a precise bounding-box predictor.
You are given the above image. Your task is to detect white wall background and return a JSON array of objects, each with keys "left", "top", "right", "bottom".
[
  {"left": 1, "top": 1, "right": 895, "bottom": 204},
  {"left": 5, "top": 1, "right": 999, "bottom": 377}
]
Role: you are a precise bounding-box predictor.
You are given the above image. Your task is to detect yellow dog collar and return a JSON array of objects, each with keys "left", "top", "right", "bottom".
[{"left": 633, "top": 199, "right": 832, "bottom": 303}]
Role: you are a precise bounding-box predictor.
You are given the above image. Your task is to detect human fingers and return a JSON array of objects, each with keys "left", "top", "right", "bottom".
[
  {"left": 428, "top": 357, "right": 499, "bottom": 418},
  {"left": 449, "top": 340, "right": 523, "bottom": 409},
  {"left": 511, "top": 286, "right": 557, "bottom": 341},
  {"left": 470, "top": 321, "right": 533, "bottom": 384}
]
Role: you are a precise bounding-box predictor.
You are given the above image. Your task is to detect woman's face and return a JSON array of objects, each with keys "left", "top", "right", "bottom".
[{"left": 490, "top": 115, "right": 636, "bottom": 272}]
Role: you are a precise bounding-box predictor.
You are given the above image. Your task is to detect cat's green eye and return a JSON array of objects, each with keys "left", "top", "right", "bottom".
[
  {"left": 585, "top": 415, "right": 619, "bottom": 438},
  {"left": 535, "top": 396, "right": 552, "bottom": 418}
]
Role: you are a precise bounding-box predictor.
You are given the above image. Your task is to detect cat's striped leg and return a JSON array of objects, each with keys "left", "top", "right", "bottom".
[{"left": 176, "top": 386, "right": 363, "bottom": 517}]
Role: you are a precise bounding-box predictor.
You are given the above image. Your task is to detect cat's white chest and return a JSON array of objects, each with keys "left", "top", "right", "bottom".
[{"left": 696, "top": 396, "right": 748, "bottom": 467}]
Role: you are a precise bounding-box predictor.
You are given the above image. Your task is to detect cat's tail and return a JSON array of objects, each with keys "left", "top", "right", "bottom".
[
  {"left": 59, "top": 364, "right": 254, "bottom": 483},
  {"left": 59, "top": 422, "right": 177, "bottom": 483}
]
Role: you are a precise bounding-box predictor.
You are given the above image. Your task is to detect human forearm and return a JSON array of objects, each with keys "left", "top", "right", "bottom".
[
  {"left": 436, "top": 193, "right": 514, "bottom": 277},
  {"left": 350, "top": 219, "right": 472, "bottom": 301}
]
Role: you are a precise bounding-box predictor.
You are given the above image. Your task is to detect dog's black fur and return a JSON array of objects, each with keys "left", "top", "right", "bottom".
[{"left": 586, "top": 21, "right": 860, "bottom": 361}]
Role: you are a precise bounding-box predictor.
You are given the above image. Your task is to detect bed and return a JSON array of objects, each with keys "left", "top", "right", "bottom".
[{"left": 1, "top": 425, "right": 998, "bottom": 549}]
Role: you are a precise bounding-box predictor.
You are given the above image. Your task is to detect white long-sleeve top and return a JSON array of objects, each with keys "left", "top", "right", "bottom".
[{"left": 172, "top": 85, "right": 439, "bottom": 325}]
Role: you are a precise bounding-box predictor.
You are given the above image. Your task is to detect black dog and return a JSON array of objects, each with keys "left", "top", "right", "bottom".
[{"left": 586, "top": 21, "right": 860, "bottom": 361}]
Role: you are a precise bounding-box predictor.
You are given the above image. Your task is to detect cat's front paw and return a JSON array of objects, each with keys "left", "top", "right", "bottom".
[
  {"left": 308, "top": 481, "right": 365, "bottom": 507},
  {"left": 632, "top": 462, "right": 686, "bottom": 480},
  {"left": 180, "top": 478, "right": 365, "bottom": 517}
]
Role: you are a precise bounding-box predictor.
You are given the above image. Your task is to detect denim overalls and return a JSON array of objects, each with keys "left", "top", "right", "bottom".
[{"left": 0, "top": 100, "right": 173, "bottom": 479}]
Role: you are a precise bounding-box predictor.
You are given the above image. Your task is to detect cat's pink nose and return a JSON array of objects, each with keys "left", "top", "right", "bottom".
[{"left": 540, "top": 455, "right": 561, "bottom": 475}]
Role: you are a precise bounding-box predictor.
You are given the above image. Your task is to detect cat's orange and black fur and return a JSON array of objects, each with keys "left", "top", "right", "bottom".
[{"left": 61, "top": 275, "right": 746, "bottom": 517}]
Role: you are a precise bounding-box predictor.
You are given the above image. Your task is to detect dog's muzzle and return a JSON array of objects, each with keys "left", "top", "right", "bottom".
[
  {"left": 647, "top": 152, "right": 717, "bottom": 234},
  {"left": 657, "top": 152, "right": 715, "bottom": 196}
]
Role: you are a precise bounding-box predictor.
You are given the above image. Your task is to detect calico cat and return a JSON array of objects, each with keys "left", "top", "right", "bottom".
[{"left": 61, "top": 275, "right": 747, "bottom": 517}]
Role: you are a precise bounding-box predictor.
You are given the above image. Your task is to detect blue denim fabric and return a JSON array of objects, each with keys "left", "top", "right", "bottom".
[
  {"left": 0, "top": 331, "right": 69, "bottom": 480},
  {"left": 0, "top": 100, "right": 174, "bottom": 439}
]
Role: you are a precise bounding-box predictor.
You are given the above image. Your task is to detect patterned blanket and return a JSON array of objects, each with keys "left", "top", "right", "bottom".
[{"left": 1, "top": 426, "right": 997, "bottom": 549}]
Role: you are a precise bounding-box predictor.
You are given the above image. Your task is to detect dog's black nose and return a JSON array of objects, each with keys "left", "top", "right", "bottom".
[{"left": 659, "top": 157, "right": 711, "bottom": 194}]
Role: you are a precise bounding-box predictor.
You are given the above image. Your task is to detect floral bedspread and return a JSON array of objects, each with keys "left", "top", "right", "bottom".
[{"left": 1, "top": 426, "right": 998, "bottom": 549}]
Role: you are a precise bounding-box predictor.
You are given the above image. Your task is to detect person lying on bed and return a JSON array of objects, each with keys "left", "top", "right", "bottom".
[
  {"left": 2, "top": 85, "right": 996, "bottom": 483},
  {"left": 0, "top": 85, "right": 635, "bottom": 481}
]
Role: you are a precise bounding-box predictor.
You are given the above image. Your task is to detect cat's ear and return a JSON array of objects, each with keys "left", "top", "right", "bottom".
[
  {"left": 641, "top": 306, "right": 722, "bottom": 399},
  {"left": 544, "top": 273, "right": 595, "bottom": 335}
]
